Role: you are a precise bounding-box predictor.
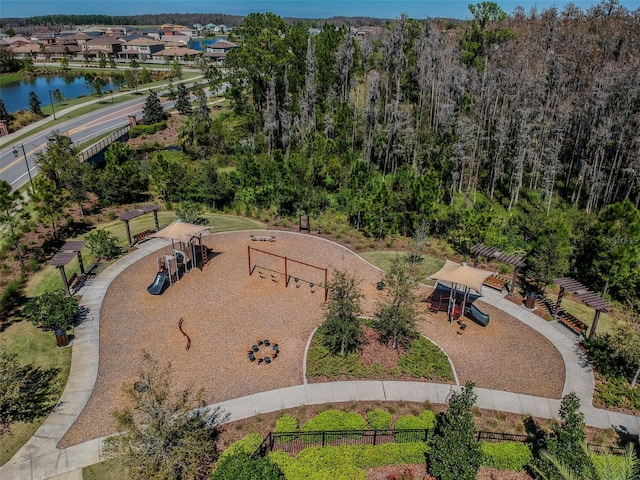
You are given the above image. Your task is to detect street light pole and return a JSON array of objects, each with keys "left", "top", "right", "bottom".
[
  {"left": 49, "top": 90, "right": 56, "bottom": 120},
  {"left": 13, "top": 144, "right": 34, "bottom": 191}
]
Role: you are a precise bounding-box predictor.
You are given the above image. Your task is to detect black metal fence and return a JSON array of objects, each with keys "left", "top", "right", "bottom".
[{"left": 253, "top": 428, "right": 627, "bottom": 458}]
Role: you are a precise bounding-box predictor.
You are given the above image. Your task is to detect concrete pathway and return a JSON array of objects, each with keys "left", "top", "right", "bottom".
[{"left": 1, "top": 235, "right": 639, "bottom": 480}]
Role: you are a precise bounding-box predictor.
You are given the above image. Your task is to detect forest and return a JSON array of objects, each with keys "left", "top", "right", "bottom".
[
  {"left": 199, "top": 2, "right": 639, "bottom": 305},
  {"left": 3, "top": 2, "right": 640, "bottom": 309}
]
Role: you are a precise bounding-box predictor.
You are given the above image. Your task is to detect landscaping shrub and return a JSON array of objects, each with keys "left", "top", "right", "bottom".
[
  {"left": 480, "top": 442, "right": 533, "bottom": 471},
  {"left": 582, "top": 335, "right": 631, "bottom": 379},
  {"left": 274, "top": 413, "right": 299, "bottom": 444},
  {"left": 275, "top": 413, "right": 298, "bottom": 432},
  {"left": 85, "top": 228, "right": 121, "bottom": 261},
  {"left": 23, "top": 290, "right": 78, "bottom": 331},
  {"left": 129, "top": 120, "right": 166, "bottom": 138},
  {"left": 0, "top": 276, "right": 23, "bottom": 317},
  {"left": 301, "top": 409, "right": 367, "bottom": 443},
  {"left": 270, "top": 449, "right": 366, "bottom": 480},
  {"left": 306, "top": 342, "right": 387, "bottom": 380},
  {"left": 217, "top": 432, "right": 263, "bottom": 463},
  {"left": 593, "top": 375, "right": 640, "bottom": 413},
  {"left": 268, "top": 442, "right": 428, "bottom": 480},
  {"left": 367, "top": 408, "right": 392, "bottom": 432},
  {"left": 399, "top": 337, "right": 453, "bottom": 381},
  {"left": 211, "top": 451, "right": 284, "bottom": 480},
  {"left": 394, "top": 411, "right": 436, "bottom": 442}
]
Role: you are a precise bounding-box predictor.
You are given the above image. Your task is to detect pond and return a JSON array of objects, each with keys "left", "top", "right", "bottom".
[{"left": 0, "top": 74, "right": 117, "bottom": 113}]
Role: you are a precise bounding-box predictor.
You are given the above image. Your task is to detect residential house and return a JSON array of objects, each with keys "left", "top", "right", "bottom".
[
  {"left": 30, "top": 29, "right": 57, "bottom": 44},
  {"left": 161, "top": 34, "right": 193, "bottom": 48},
  {"left": 205, "top": 39, "right": 237, "bottom": 54},
  {"left": 120, "top": 37, "right": 164, "bottom": 61},
  {"left": 84, "top": 36, "right": 124, "bottom": 56},
  {"left": 153, "top": 46, "right": 200, "bottom": 63}
]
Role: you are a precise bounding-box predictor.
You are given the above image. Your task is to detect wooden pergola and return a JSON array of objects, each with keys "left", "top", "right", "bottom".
[
  {"left": 118, "top": 204, "right": 160, "bottom": 246},
  {"left": 470, "top": 244, "right": 527, "bottom": 295},
  {"left": 553, "top": 277, "right": 612, "bottom": 339},
  {"left": 47, "top": 240, "right": 86, "bottom": 296}
]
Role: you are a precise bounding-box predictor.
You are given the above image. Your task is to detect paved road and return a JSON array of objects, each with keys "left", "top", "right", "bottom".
[{"left": 0, "top": 74, "right": 206, "bottom": 190}]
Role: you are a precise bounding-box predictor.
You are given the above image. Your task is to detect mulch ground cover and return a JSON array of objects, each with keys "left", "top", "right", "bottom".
[{"left": 59, "top": 231, "right": 565, "bottom": 447}]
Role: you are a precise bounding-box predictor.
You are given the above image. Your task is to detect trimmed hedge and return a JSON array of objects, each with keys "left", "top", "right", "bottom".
[
  {"left": 211, "top": 452, "right": 285, "bottom": 480},
  {"left": 367, "top": 408, "right": 392, "bottom": 432},
  {"left": 275, "top": 413, "right": 299, "bottom": 444},
  {"left": 394, "top": 411, "right": 436, "bottom": 442},
  {"left": 129, "top": 120, "right": 166, "bottom": 138},
  {"left": 216, "top": 432, "right": 263, "bottom": 463},
  {"left": 268, "top": 442, "right": 428, "bottom": 480},
  {"left": 301, "top": 409, "right": 367, "bottom": 443},
  {"left": 480, "top": 442, "right": 533, "bottom": 471},
  {"left": 275, "top": 413, "right": 299, "bottom": 432}
]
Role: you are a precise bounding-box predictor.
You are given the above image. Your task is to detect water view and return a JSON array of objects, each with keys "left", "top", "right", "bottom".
[{"left": 0, "top": 74, "right": 117, "bottom": 113}]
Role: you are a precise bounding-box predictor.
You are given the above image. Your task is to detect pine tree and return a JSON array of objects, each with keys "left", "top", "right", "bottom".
[
  {"left": 374, "top": 258, "right": 420, "bottom": 349},
  {"left": 174, "top": 83, "right": 192, "bottom": 115},
  {"left": 427, "top": 382, "right": 482, "bottom": 480},
  {"left": 321, "top": 270, "right": 364, "bottom": 356},
  {"left": 28, "top": 91, "right": 42, "bottom": 115},
  {"left": 0, "top": 98, "right": 9, "bottom": 122},
  {"left": 142, "top": 90, "right": 164, "bottom": 125}
]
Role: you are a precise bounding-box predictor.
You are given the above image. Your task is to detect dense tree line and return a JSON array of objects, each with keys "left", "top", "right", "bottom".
[{"left": 212, "top": 2, "right": 640, "bottom": 302}]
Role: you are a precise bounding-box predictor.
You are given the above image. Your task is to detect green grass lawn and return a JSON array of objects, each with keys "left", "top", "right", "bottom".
[
  {"left": 358, "top": 251, "right": 445, "bottom": 285},
  {"left": 83, "top": 458, "right": 129, "bottom": 480},
  {"left": 0, "top": 320, "right": 72, "bottom": 466},
  {"left": 541, "top": 291, "right": 615, "bottom": 335}
]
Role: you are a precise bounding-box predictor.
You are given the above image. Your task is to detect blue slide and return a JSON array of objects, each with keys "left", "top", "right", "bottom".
[
  {"left": 147, "top": 271, "right": 168, "bottom": 295},
  {"left": 466, "top": 303, "right": 490, "bottom": 326}
]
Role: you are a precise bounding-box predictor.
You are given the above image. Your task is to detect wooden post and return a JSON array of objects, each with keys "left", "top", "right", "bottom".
[
  {"left": 59, "top": 266, "right": 70, "bottom": 296},
  {"left": 510, "top": 267, "right": 519, "bottom": 295},
  {"left": 76, "top": 251, "right": 85, "bottom": 274},
  {"left": 125, "top": 220, "right": 133, "bottom": 246},
  {"left": 589, "top": 310, "right": 602, "bottom": 339},
  {"left": 554, "top": 287, "right": 565, "bottom": 319},
  {"left": 284, "top": 257, "right": 288, "bottom": 287},
  {"left": 324, "top": 267, "right": 328, "bottom": 301},
  {"left": 248, "top": 246, "right": 251, "bottom": 275},
  {"left": 153, "top": 210, "right": 159, "bottom": 231}
]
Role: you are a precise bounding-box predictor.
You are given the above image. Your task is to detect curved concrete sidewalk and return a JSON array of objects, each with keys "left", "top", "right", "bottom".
[{"left": 1, "top": 234, "right": 639, "bottom": 480}]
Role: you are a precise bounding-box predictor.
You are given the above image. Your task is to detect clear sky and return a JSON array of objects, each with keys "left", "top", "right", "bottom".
[{"left": 1, "top": 0, "right": 638, "bottom": 20}]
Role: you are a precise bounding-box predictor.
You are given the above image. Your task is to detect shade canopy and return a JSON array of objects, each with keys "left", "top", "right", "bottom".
[
  {"left": 149, "top": 220, "right": 210, "bottom": 244},
  {"left": 428, "top": 259, "right": 495, "bottom": 293}
]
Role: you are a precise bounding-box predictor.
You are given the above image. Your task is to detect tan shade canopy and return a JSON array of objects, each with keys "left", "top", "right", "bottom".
[
  {"left": 428, "top": 259, "right": 495, "bottom": 293},
  {"left": 149, "top": 220, "right": 210, "bottom": 244}
]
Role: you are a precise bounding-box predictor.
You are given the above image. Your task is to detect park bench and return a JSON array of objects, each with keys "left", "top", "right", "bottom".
[
  {"left": 68, "top": 272, "right": 85, "bottom": 292},
  {"left": 483, "top": 275, "right": 509, "bottom": 292},
  {"left": 558, "top": 312, "right": 588, "bottom": 336},
  {"left": 133, "top": 229, "right": 154, "bottom": 243},
  {"left": 250, "top": 234, "right": 276, "bottom": 242}
]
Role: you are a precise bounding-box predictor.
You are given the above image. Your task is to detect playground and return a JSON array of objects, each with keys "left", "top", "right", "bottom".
[{"left": 59, "top": 230, "right": 565, "bottom": 448}]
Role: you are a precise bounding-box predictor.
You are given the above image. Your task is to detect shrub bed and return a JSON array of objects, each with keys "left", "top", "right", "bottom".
[
  {"left": 301, "top": 410, "right": 367, "bottom": 443},
  {"left": 367, "top": 408, "right": 392, "bottom": 432},
  {"left": 275, "top": 413, "right": 299, "bottom": 444},
  {"left": 399, "top": 337, "right": 453, "bottom": 381},
  {"left": 480, "top": 442, "right": 533, "bottom": 471},
  {"left": 129, "top": 120, "right": 167, "bottom": 138},
  {"left": 268, "top": 442, "right": 428, "bottom": 480},
  {"left": 394, "top": 411, "right": 436, "bottom": 443}
]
